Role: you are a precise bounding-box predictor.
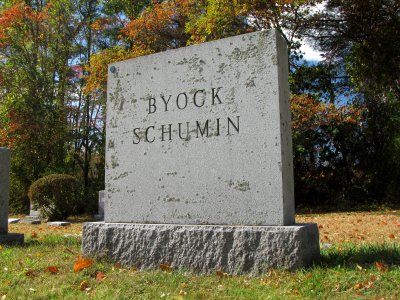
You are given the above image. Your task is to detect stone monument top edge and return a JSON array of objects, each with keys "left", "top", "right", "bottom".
[{"left": 107, "top": 29, "right": 283, "bottom": 70}]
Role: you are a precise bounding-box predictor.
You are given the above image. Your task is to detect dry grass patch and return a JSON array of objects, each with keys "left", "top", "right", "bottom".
[
  {"left": 297, "top": 210, "right": 400, "bottom": 244},
  {"left": 8, "top": 215, "right": 90, "bottom": 237}
]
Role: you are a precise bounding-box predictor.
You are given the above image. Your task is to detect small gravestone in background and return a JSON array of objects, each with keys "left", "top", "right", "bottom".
[
  {"left": 82, "top": 29, "right": 320, "bottom": 274},
  {"left": 94, "top": 190, "right": 105, "bottom": 221},
  {"left": 0, "top": 148, "right": 24, "bottom": 244},
  {"left": 20, "top": 203, "right": 42, "bottom": 224},
  {"left": 29, "top": 203, "right": 40, "bottom": 218}
]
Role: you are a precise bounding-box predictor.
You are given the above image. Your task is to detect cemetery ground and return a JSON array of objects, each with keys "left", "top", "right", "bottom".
[{"left": 0, "top": 211, "right": 399, "bottom": 300}]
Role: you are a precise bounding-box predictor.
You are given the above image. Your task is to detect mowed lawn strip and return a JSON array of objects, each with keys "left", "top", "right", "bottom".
[{"left": 1, "top": 211, "right": 399, "bottom": 299}]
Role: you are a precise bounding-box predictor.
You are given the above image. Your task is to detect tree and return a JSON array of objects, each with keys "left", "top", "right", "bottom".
[
  {"left": 0, "top": 1, "right": 78, "bottom": 211},
  {"left": 304, "top": 0, "right": 400, "bottom": 204}
]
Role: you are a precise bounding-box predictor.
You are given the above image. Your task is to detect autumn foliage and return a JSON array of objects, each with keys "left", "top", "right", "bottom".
[{"left": 0, "top": 0, "right": 399, "bottom": 211}]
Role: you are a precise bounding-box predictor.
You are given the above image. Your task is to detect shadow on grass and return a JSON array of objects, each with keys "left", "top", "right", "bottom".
[
  {"left": 320, "top": 243, "right": 400, "bottom": 268},
  {"left": 4, "top": 234, "right": 81, "bottom": 249}
]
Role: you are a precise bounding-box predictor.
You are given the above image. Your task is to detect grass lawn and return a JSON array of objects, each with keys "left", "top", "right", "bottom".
[{"left": 1, "top": 211, "right": 399, "bottom": 299}]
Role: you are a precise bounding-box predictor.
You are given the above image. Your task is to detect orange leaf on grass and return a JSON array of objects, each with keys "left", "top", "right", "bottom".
[
  {"left": 216, "top": 271, "right": 228, "bottom": 278},
  {"left": 159, "top": 264, "right": 172, "bottom": 271},
  {"left": 388, "top": 233, "right": 395, "bottom": 239},
  {"left": 95, "top": 271, "right": 106, "bottom": 281},
  {"left": 31, "top": 232, "right": 38, "bottom": 238},
  {"left": 375, "top": 261, "right": 388, "bottom": 272},
  {"left": 353, "top": 283, "right": 364, "bottom": 290},
  {"left": 79, "top": 280, "right": 90, "bottom": 291},
  {"left": 45, "top": 266, "right": 59, "bottom": 274},
  {"left": 25, "top": 269, "right": 37, "bottom": 277},
  {"left": 74, "top": 257, "right": 94, "bottom": 272}
]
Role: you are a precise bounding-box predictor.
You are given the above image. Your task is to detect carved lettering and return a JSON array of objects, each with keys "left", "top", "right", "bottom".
[
  {"left": 176, "top": 92, "right": 188, "bottom": 110},
  {"left": 145, "top": 126, "right": 155, "bottom": 143},
  {"left": 196, "top": 120, "right": 209, "bottom": 138},
  {"left": 178, "top": 122, "right": 190, "bottom": 140},
  {"left": 193, "top": 89, "right": 205, "bottom": 107},
  {"left": 227, "top": 116, "right": 240, "bottom": 135},
  {"left": 133, "top": 128, "right": 141, "bottom": 144},
  {"left": 148, "top": 97, "right": 156, "bottom": 114},
  {"left": 161, "top": 95, "right": 172, "bottom": 111},
  {"left": 161, "top": 124, "right": 172, "bottom": 141},
  {"left": 212, "top": 87, "right": 222, "bottom": 105}
]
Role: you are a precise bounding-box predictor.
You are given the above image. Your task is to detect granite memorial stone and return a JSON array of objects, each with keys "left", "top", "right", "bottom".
[
  {"left": 94, "top": 190, "right": 105, "bottom": 221},
  {"left": 0, "top": 148, "right": 24, "bottom": 244},
  {"left": 82, "top": 29, "right": 320, "bottom": 273}
]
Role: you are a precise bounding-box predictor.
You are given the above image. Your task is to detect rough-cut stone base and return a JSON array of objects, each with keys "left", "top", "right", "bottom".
[
  {"left": 82, "top": 223, "right": 320, "bottom": 274},
  {"left": 0, "top": 233, "right": 24, "bottom": 245}
]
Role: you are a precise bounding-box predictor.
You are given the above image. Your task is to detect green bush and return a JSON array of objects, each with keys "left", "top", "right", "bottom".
[{"left": 28, "top": 174, "right": 82, "bottom": 221}]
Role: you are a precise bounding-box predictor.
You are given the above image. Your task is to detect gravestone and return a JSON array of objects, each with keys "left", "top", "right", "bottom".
[
  {"left": 29, "top": 203, "right": 41, "bottom": 218},
  {"left": 94, "top": 190, "right": 105, "bottom": 221},
  {"left": 0, "top": 148, "right": 24, "bottom": 244},
  {"left": 20, "top": 203, "right": 42, "bottom": 224},
  {"left": 82, "top": 29, "right": 320, "bottom": 273}
]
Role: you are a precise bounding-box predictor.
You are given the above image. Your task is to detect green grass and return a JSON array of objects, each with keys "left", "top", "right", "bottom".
[{"left": 1, "top": 235, "right": 399, "bottom": 299}]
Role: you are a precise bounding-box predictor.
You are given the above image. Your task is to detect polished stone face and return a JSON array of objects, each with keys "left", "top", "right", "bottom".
[
  {"left": 0, "top": 148, "right": 11, "bottom": 234},
  {"left": 105, "top": 29, "right": 294, "bottom": 226}
]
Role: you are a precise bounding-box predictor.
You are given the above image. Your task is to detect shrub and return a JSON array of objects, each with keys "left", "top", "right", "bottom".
[{"left": 28, "top": 174, "right": 82, "bottom": 221}]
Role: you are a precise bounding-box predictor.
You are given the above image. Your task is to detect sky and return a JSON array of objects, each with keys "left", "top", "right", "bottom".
[
  {"left": 299, "top": 1, "right": 326, "bottom": 62},
  {"left": 301, "top": 43, "right": 323, "bottom": 62}
]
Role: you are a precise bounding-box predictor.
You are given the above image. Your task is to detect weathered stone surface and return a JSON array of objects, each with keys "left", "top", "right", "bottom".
[
  {"left": 82, "top": 222, "right": 320, "bottom": 274},
  {"left": 105, "top": 29, "right": 294, "bottom": 226},
  {"left": 8, "top": 219, "right": 20, "bottom": 224},
  {"left": 47, "top": 221, "right": 71, "bottom": 226},
  {"left": 0, "top": 233, "right": 24, "bottom": 245},
  {"left": 29, "top": 203, "right": 40, "bottom": 218},
  {"left": 0, "top": 148, "right": 11, "bottom": 235},
  {"left": 94, "top": 190, "right": 105, "bottom": 221},
  {"left": 21, "top": 219, "right": 41, "bottom": 225}
]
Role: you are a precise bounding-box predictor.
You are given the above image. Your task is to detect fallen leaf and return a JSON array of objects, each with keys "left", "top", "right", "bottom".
[
  {"left": 379, "top": 221, "right": 387, "bottom": 226},
  {"left": 79, "top": 280, "right": 90, "bottom": 291},
  {"left": 1, "top": 295, "right": 6, "bottom": 300},
  {"left": 64, "top": 247, "right": 76, "bottom": 255},
  {"left": 375, "top": 261, "right": 388, "bottom": 272},
  {"left": 95, "top": 271, "right": 106, "bottom": 281},
  {"left": 160, "top": 264, "right": 172, "bottom": 271},
  {"left": 25, "top": 270, "right": 37, "bottom": 278},
  {"left": 388, "top": 234, "right": 395, "bottom": 239},
  {"left": 216, "top": 271, "right": 228, "bottom": 278},
  {"left": 74, "top": 257, "right": 94, "bottom": 272},
  {"left": 364, "top": 281, "right": 374, "bottom": 289},
  {"left": 31, "top": 232, "right": 38, "bottom": 239},
  {"left": 45, "top": 266, "right": 59, "bottom": 274},
  {"left": 356, "top": 264, "right": 363, "bottom": 271},
  {"left": 353, "top": 283, "right": 364, "bottom": 290},
  {"left": 179, "top": 289, "right": 187, "bottom": 296}
]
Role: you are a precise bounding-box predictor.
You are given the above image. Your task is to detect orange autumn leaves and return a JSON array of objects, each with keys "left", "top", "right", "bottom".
[
  {"left": 73, "top": 256, "right": 94, "bottom": 272},
  {"left": 291, "top": 94, "right": 365, "bottom": 131},
  {"left": 84, "top": 0, "right": 311, "bottom": 96},
  {"left": 0, "top": 2, "right": 54, "bottom": 48}
]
